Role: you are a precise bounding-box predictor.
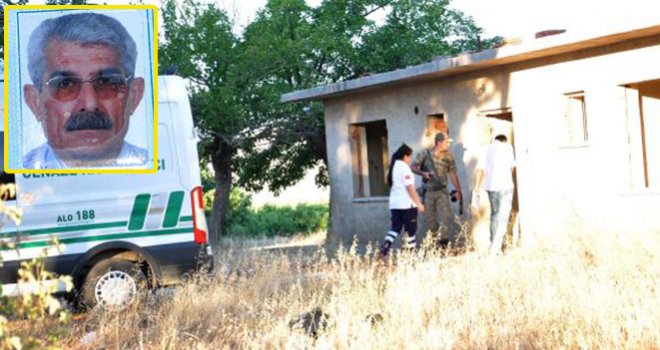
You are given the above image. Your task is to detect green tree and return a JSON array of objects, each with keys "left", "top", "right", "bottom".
[
  {"left": 159, "top": 0, "right": 242, "bottom": 243},
  {"left": 235, "top": 0, "right": 499, "bottom": 192},
  {"left": 355, "top": 0, "right": 500, "bottom": 74},
  {"left": 233, "top": 0, "right": 336, "bottom": 194}
]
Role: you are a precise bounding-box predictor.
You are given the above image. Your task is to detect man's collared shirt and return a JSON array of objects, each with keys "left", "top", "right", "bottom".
[
  {"left": 23, "top": 142, "right": 148, "bottom": 169},
  {"left": 476, "top": 141, "right": 516, "bottom": 192}
]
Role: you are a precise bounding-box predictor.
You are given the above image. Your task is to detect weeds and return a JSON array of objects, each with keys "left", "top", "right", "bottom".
[{"left": 56, "top": 229, "right": 660, "bottom": 349}]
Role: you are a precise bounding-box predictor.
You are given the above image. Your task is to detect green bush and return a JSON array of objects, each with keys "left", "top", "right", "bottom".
[
  {"left": 227, "top": 203, "right": 328, "bottom": 237},
  {"left": 225, "top": 188, "right": 252, "bottom": 228},
  {"left": 204, "top": 187, "right": 328, "bottom": 237},
  {"left": 205, "top": 188, "right": 253, "bottom": 221}
]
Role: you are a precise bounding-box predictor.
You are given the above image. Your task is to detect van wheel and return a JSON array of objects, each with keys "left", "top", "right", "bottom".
[{"left": 81, "top": 258, "right": 148, "bottom": 310}]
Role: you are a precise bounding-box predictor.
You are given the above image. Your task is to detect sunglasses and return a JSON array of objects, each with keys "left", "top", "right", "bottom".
[{"left": 44, "top": 73, "right": 132, "bottom": 102}]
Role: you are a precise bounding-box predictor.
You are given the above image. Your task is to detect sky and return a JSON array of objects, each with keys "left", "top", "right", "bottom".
[
  {"left": 211, "top": 0, "right": 660, "bottom": 39},
  {"left": 451, "top": 0, "right": 660, "bottom": 39}
]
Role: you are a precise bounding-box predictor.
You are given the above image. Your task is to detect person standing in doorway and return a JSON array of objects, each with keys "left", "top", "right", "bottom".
[
  {"left": 378, "top": 144, "right": 425, "bottom": 257},
  {"left": 475, "top": 134, "right": 516, "bottom": 255},
  {"left": 411, "top": 132, "right": 462, "bottom": 248}
]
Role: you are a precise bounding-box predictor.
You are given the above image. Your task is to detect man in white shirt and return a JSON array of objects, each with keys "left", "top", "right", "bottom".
[
  {"left": 22, "top": 12, "right": 147, "bottom": 169},
  {"left": 475, "top": 134, "right": 516, "bottom": 255}
]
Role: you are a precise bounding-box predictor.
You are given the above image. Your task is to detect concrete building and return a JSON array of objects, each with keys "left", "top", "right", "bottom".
[{"left": 282, "top": 25, "right": 660, "bottom": 249}]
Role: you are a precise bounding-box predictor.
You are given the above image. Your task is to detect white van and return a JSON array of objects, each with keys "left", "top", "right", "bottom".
[{"left": 0, "top": 75, "right": 213, "bottom": 309}]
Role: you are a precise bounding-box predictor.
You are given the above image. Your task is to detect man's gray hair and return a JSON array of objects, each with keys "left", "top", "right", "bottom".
[{"left": 27, "top": 12, "right": 137, "bottom": 89}]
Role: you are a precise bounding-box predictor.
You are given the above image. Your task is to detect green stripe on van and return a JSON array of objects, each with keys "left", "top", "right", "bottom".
[
  {"left": 3, "top": 227, "right": 193, "bottom": 250},
  {"left": 128, "top": 194, "right": 151, "bottom": 231},
  {"left": 180, "top": 216, "right": 193, "bottom": 222},
  {"left": 0, "top": 221, "right": 128, "bottom": 239},
  {"left": 162, "top": 191, "right": 185, "bottom": 228}
]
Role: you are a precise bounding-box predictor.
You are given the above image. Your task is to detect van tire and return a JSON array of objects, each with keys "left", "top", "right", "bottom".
[{"left": 81, "top": 258, "right": 148, "bottom": 310}]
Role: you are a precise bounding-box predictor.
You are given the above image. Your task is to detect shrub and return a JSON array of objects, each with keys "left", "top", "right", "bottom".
[
  {"left": 203, "top": 187, "right": 253, "bottom": 220},
  {"left": 0, "top": 184, "right": 72, "bottom": 350},
  {"left": 227, "top": 203, "right": 328, "bottom": 238},
  {"left": 225, "top": 188, "right": 253, "bottom": 227},
  {"left": 205, "top": 187, "right": 328, "bottom": 238}
]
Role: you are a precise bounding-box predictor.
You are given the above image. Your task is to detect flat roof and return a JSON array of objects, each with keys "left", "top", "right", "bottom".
[{"left": 282, "top": 23, "right": 660, "bottom": 103}]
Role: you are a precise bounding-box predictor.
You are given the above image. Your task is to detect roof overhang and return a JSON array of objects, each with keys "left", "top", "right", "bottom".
[{"left": 281, "top": 24, "right": 660, "bottom": 103}]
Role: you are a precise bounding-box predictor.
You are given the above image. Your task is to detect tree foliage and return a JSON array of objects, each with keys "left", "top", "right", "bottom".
[
  {"left": 355, "top": 0, "right": 500, "bottom": 74},
  {"left": 159, "top": 0, "right": 244, "bottom": 241},
  {"left": 160, "top": 0, "right": 242, "bottom": 156},
  {"left": 235, "top": 0, "right": 499, "bottom": 194},
  {"left": 235, "top": 0, "right": 331, "bottom": 193}
]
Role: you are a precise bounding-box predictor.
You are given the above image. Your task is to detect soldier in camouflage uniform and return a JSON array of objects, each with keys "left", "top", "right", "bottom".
[{"left": 411, "top": 132, "right": 462, "bottom": 247}]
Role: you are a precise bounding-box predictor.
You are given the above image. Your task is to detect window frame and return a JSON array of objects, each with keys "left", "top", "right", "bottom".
[
  {"left": 559, "top": 91, "right": 589, "bottom": 148},
  {"left": 348, "top": 120, "right": 389, "bottom": 199}
]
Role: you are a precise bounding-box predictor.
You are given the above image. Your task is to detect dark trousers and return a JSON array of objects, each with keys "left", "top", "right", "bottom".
[
  {"left": 390, "top": 208, "right": 418, "bottom": 236},
  {"left": 380, "top": 208, "right": 418, "bottom": 255}
]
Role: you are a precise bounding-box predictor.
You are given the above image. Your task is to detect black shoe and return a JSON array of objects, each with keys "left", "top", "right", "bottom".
[
  {"left": 436, "top": 239, "right": 450, "bottom": 250},
  {"left": 378, "top": 241, "right": 391, "bottom": 256}
]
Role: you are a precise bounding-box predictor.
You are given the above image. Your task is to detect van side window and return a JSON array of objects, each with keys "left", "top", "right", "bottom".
[{"left": 0, "top": 132, "right": 16, "bottom": 201}]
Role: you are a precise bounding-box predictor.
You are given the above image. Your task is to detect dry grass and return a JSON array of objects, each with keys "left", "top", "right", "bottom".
[{"left": 60, "top": 230, "right": 660, "bottom": 349}]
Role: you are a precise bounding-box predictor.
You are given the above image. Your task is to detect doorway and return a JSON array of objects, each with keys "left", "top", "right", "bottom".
[{"left": 624, "top": 79, "right": 660, "bottom": 189}]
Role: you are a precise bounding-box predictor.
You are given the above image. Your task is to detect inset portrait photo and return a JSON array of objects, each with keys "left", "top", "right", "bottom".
[{"left": 4, "top": 6, "right": 157, "bottom": 173}]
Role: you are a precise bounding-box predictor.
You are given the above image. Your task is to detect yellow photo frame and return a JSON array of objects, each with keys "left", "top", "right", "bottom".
[{"left": 3, "top": 5, "right": 159, "bottom": 174}]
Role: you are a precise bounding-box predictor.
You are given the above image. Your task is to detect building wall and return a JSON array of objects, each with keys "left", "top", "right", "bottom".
[
  {"left": 324, "top": 39, "right": 660, "bottom": 248},
  {"left": 324, "top": 71, "right": 513, "bottom": 247},
  {"left": 509, "top": 41, "right": 660, "bottom": 238}
]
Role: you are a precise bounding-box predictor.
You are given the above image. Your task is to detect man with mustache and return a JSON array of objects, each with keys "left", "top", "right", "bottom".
[{"left": 22, "top": 12, "right": 147, "bottom": 169}]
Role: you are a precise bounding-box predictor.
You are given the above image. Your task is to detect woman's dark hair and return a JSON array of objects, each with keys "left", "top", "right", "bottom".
[
  {"left": 387, "top": 143, "right": 413, "bottom": 188},
  {"left": 495, "top": 134, "right": 508, "bottom": 142}
]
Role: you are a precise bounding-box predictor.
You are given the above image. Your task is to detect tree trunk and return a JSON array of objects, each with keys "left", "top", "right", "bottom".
[
  {"left": 209, "top": 136, "right": 233, "bottom": 244},
  {"left": 315, "top": 127, "right": 332, "bottom": 244}
]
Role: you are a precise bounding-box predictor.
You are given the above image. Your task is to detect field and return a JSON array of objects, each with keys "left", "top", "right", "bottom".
[{"left": 16, "top": 230, "right": 660, "bottom": 349}]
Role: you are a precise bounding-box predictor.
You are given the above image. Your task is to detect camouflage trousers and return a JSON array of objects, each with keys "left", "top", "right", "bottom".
[{"left": 425, "top": 190, "right": 454, "bottom": 243}]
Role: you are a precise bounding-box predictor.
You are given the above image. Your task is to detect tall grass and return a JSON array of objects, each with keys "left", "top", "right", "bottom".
[{"left": 68, "top": 230, "right": 660, "bottom": 349}]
